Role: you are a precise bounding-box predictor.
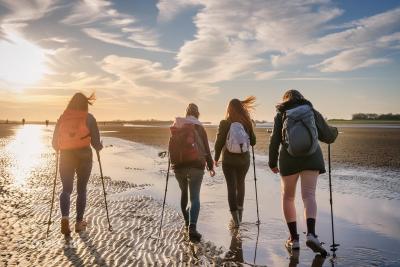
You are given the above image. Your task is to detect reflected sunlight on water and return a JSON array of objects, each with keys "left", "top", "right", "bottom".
[{"left": 5, "top": 125, "right": 46, "bottom": 186}]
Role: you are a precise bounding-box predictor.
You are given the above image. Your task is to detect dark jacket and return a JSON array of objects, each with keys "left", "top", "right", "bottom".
[
  {"left": 214, "top": 120, "right": 256, "bottom": 165},
  {"left": 52, "top": 113, "right": 103, "bottom": 151},
  {"left": 268, "top": 100, "right": 338, "bottom": 176}
]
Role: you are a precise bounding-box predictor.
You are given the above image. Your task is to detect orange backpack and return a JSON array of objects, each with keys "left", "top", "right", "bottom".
[{"left": 57, "top": 110, "right": 91, "bottom": 150}]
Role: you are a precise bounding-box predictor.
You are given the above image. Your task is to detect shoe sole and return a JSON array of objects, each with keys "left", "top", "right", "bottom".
[{"left": 306, "top": 240, "right": 326, "bottom": 255}]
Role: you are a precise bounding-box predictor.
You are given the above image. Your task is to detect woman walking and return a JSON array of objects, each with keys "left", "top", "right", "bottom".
[
  {"left": 214, "top": 97, "right": 256, "bottom": 228},
  {"left": 52, "top": 92, "right": 103, "bottom": 236},
  {"left": 170, "top": 103, "right": 215, "bottom": 242},
  {"left": 269, "top": 89, "right": 338, "bottom": 253}
]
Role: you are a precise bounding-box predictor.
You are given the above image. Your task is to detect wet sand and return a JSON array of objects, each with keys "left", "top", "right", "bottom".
[
  {"left": 1, "top": 124, "right": 400, "bottom": 267},
  {"left": 0, "top": 125, "right": 225, "bottom": 266},
  {"left": 100, "top": 124, "right": 400, "bottom": 170}
]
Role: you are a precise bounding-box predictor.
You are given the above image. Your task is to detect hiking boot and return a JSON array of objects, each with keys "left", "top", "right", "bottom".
[
  {"left": 306, "top": 234, "right": 327, "bottom": 255},
  {"left": 75, "top": 220, "right": 87, "bottom": 233},
  {"left": 61, "top": 218, "right": 71, "bottom": 236},
  {"left": 230, "top": 210, "right": 240, "bottom": 228},
  {"left": 285, "top": 235, "right": 300, "bottom": 250},
  {"left": 188, "top": 224, "right": 202, "bottom": 243}
]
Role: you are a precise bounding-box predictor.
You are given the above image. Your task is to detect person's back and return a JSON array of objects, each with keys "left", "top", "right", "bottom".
[
  {"left": 169, "top": 103, "right": 214, "bottom": 243},
  {"left": 52, "top": 92, "right": 103, "bottom": 237},
  {"left": 214, "top": 97, "right": 256, "bottom": 227}
]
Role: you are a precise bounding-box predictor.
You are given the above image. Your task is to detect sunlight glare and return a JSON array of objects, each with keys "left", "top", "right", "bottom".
[
  {"left": 0, "top": 32, "right": 48, "bottom": 89},
  {"left": 6, "top": 125, "right": 46, "bottom": 186}
]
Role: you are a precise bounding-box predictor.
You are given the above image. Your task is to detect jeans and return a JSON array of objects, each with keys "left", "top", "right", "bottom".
[
  {"left": 175, "top": 168, "right": 204, "bottom": 225},
  {"left": 59, "top": 147, "right": 92, "bottom": 221},
  {"left": 222, "top": 161, "right": 250, "bottom": 212}
]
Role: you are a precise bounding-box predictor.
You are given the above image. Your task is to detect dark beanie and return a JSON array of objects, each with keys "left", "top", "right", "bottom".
[{"left": 186, "top": 103, "right": 200, "bottom": 118}]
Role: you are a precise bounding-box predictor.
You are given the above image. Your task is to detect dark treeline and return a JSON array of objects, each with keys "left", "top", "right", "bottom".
[{"left": 352, "top": 113, "right": 400, "bottom": 120}]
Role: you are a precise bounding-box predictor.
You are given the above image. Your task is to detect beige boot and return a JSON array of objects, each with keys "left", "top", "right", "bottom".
[
  {"left": 61, "top": 218, "right": 71, "bottom": 236},
  {"left": 75, "top": 220, "right": 87, "bottom": 233}
]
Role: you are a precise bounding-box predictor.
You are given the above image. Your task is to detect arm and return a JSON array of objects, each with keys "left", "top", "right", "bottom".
[
  {"left": 87, "top": 114, "right": 103, "bottom": 151},
  {"left": 314, "top": 109, "right": 338, "bottom": 144},
  {"left": 214, "top": 120, "right": 229, "bottom": 162},
  {"left": 52, "top": 119, "right": 60, "bottom": 151},
  {"left": 200, "top": 126, "right": 214, "bottom": 171},
  {"left": 268, "top": 113, "right": 282, "bottom": 169}
]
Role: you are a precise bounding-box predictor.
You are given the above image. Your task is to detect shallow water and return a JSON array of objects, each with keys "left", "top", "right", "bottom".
[
  {"left": 3, "top": 125, "right": 400, "bottom": 266},
  {"left": 95, "top": 131, "right": 400, "bottom": 266}
]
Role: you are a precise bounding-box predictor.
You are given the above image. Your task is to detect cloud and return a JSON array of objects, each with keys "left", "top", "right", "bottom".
[
  {"left": 160, "top": 0, "right": 343, "bottom": 82},
  {"left": 100, "top": 54, "right": 218, "bottom": 101},
  {"left": 254, "top": 71, "right": 281, "bottom": 80},
  {"left": 62, "top": 0, "right": 165, "bottom": 52},
  {"left": 312, "top": 48, "right": 391, "bottom": 72}
]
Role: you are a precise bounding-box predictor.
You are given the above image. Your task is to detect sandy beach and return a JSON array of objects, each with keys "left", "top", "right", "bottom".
[{"left": 1, "top": 124, "right": 400, "bottom": 267}]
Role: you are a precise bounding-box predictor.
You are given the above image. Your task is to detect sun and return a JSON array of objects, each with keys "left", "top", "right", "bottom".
[{"left": 0, "top": 32, "right": 48, "bottom": 89}]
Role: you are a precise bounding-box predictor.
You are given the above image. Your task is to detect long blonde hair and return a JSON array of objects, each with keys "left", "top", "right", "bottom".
[{"left": 225, "top": 96, "right": 256, "bottom": 132}]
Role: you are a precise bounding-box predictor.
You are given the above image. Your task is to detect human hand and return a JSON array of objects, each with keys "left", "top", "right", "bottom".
[
  {"left": 271, "top": 167, "right": 280, "bottom": 174},
  {"left": 209, "top": 169, "right": 216, "bottom": 177},
  {"left": 214, "top": 160, "right": 219, "bottom": 167}
]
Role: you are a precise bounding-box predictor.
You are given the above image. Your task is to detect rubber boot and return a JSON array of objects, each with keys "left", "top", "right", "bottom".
[
  {"left": 231, "top": 210, "right": 240, "bottom": 228},
  {"left": 238, "top": 206, "right": 243, "bottom": 223},
  {"left": 183, "top": 208, "right": 189, "bottom": 227},
  {"left": 188, "top": 224, "right": 202, "bottom": 243}
]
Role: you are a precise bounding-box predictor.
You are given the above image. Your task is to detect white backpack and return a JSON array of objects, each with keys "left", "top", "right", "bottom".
[{"left": 226, "top": 122, "right": 250, "bottom": 153}]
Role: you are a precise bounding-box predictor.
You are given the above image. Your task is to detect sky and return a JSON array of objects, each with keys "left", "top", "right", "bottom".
[{"left": 0, "top": 0, "right": 399, "bottom": 122}]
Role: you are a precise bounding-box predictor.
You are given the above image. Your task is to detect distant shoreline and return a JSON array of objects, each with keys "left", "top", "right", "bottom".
[{"left": 328, "top": 119, "right": 400, "bottom": 125}]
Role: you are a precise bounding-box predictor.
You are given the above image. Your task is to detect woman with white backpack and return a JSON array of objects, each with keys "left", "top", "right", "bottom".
[{"left": 214, "top": 97, "right": 256, "bottom": 228}]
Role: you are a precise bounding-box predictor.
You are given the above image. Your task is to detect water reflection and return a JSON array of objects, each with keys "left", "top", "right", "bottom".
[{"left": 5, "top": 125, "right": 46, "bottom": 186}]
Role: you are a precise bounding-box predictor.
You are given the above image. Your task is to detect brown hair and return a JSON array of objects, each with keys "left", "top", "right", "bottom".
[
  {"left": 66, "top": 93, "right": 96, "bottom": 111},
  {"left": 276, "top": 89, "right": 311, "bottom": 111},
  {"left": 186, "top": 103, "right": 200, "bottom": 119},
  {"left": 225, "top": 96, "right": 256, "bottom": 133}
]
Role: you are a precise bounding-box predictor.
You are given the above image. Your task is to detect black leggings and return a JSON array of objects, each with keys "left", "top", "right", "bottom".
[{"left": 222, "top": 161, "right": 250, "bottom": 212}]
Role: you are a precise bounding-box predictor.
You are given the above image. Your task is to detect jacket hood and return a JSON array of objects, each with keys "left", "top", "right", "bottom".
[
  {"left": 172, "top": 116, "right": 202, "bottom": 128},
  {"left": 276, "top": 99, "right": 313, "bottom": 113}
]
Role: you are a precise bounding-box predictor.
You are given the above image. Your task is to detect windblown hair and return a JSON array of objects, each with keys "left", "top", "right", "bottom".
[
  {"left": 276, "top": 89, "right": 312, "bottom": 111},
  {"left": 66, "top": 93, "right": 96, "bottom": 111},
  {"left": 186, "top": 103, "right": 200, "bottom": 119},
  {"left": 225, "top": 96, "right": 256, "bottom": 133}
]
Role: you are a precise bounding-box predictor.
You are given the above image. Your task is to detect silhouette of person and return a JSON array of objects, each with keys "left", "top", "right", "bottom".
[
  {"left": 22, "top": 118, "right": 25, "bottom": 125},
  {"left": 46, "top": 120, "right": 49, "bottom": 127}
]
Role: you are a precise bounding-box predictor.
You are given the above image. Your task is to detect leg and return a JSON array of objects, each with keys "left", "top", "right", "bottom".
[
  {"left": 75, "top": 148, "right": 92, "bottom": 222},
  {"left": 281, "top": 173, "right": 300, "bottom": 240},
  {"left": 59, "top": 151, "right": 76, "bottom": 219},
  {"left": 236, "top": 161, "right": 250, "bottom": 211},
  {"left": 187, "top": 168, "right": 204, "bottom": 225},
  {"left": 300, "top": 170, "right": 319, "bottom": 235},
  {"left": 222, "top": 164, "right": 238, "bottom": 212},
  {"left": 175, "top": 170, "right": 189, "bottom": 224}
]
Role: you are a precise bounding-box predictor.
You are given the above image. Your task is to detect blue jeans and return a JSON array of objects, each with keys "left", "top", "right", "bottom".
[
  {"left": 59, "top": 147, "right": 92, "bottom": 221},
  {"left": 175, "top": 168, "right": 204, "bottom": 225}
]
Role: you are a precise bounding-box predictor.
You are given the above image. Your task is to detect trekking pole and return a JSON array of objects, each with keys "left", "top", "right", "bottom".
[
  {"left": 251, "top": 146, "right": 260, "bottom": 225},
  {"left": 96, "top": 150, "right": 113, "bottom": 232},
  {"left": 328, "top": 144, "right": 339, "bottom": 256},
  {"left": 46, "top": 151, "right": 59, "bottom": 238},
  {"left": 158, "top": 154, "right": 171, "bottom": 239},
  {"left": 253, "top": 224, "right": 260, "bottom": 265}
]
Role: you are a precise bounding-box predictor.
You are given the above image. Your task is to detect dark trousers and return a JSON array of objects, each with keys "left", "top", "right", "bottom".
[
  {"left": 59, "top": 147, "right": 92, "bottom": 221},
  {"left": 222, "top": 161, "right": 250, "bottom": 212}
]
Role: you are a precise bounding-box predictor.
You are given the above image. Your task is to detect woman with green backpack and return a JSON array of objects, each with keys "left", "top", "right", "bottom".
[
  {"left": 214, "top": 97, "right": 257, "bottom": 228},
  {"left": 269, "top": 89, "right": 338, "bottom": 254}
]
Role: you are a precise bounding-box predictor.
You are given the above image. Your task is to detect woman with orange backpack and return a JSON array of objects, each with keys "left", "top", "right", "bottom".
[
  {"left": 214, "top": 97, "right": 257, "bottom": 228},
  {"left": 52, "top": 93, "right": 103, "bottom": 236}
]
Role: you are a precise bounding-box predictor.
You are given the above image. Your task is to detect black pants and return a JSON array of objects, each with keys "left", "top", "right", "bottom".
[{"left": 222, "top": 161, "right": 250, "bottom": 212}]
